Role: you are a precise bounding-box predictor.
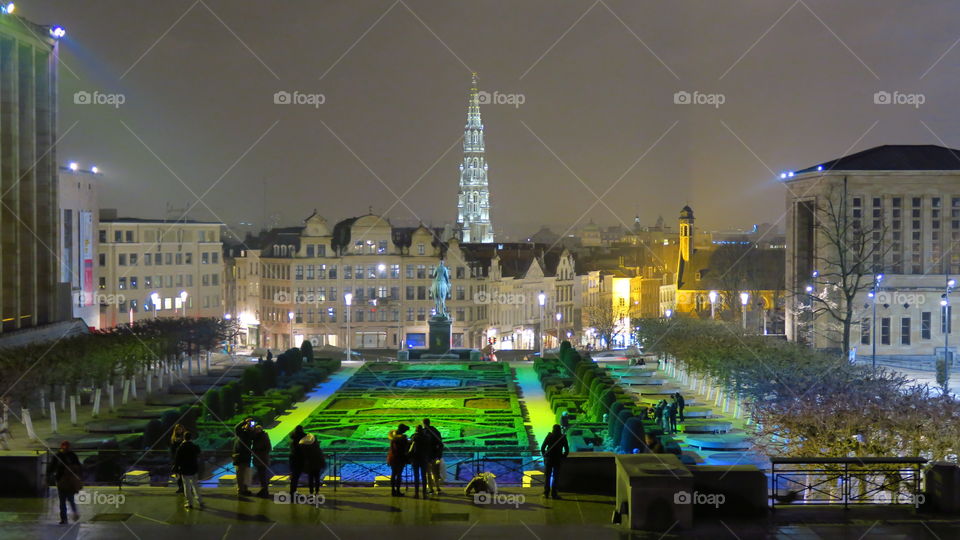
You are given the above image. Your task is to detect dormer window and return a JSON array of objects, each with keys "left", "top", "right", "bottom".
[{"left": 417, "top": 243, "right": 425, "bottom": 255}]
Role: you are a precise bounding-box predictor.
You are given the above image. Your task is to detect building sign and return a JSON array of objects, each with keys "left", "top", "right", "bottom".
[{"left": 80, "top": 211, "right": 94, "bottom": 306}]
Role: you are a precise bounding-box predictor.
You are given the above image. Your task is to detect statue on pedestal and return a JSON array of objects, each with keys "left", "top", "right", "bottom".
[{"left": 431, "top": 260, "right": 451, "bottom": 319}]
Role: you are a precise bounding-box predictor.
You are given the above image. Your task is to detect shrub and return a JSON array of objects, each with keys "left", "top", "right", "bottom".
[{"left": 205, "top": 391, "right": 221, "bottom": 420}]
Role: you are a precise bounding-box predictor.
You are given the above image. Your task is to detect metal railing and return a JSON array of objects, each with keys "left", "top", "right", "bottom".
[{"left": 770, "top": 457, "right": 927, "bottom": 509}]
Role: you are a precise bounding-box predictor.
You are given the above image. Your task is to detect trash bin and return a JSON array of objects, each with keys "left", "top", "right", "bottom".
[{"left": 397, "top": 350, "right": 410, "bottom": 362}]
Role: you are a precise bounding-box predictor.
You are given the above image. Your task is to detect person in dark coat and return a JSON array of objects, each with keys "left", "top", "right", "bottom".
[
  {"left": 408, "top": 425, "right": 433, "bottom": 498},
  {"left": 48, "top": 441, "right": 82, "bottom": 524},
  {"left": 170, "top": 424, "right": 187, "bottom": 493},
  {"left": 540, "top": 424, "right": 569, "bottom": 499},
  {"left": 653, "top": 400, "right": 666, "bottom": 426},
  {"left": 666, "top": 401, "right": 678, "bottom": 434},
  {"left": 251, "top": 425, "right": 272, "bottom": 497},
  {"left": 173, "top": 431, "right": 204, "bottom": 509},
  {"left": 300, "top": 433, "right": 326, "bottom": 495},
  {"left": 288, "top": 425, "right": 306, "bottom": 495},
  {"left": 232, "top": 418, "right": 255, "bottom": 496},
  {"left": 673, "top": 392, "right": 686, "bottom": 422},
  {"left": 644, "top": 433, "right": 664, "bottom": 453},
  {"left": 266, "top": 350, "right": 273, "bottom": 362},
  {"left": 386, "top": 423, "right": 410, "bottom": 496},
  {"left": 422, "top": 418, "right": 443, "bottom": 494}
]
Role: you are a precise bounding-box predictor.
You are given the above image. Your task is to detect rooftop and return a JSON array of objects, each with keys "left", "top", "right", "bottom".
[{"left": 796, "top": 144, "right": 960, "bottom": 174}]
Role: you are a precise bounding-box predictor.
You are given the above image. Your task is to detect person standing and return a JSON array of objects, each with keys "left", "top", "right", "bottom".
[
  {"left": 301, "top": 433, "right": 326, "bottom": 495},
  {"left": 251, "top": 425, "right": 272, "bottom": 498},
  {"left": 232, "top": 418, "right": 254, "bottom": 496},
  {"left": 408, "top": 425, "right": 433, "bottom": 498},
  {"left": 386, "top": 424, "right": 410, "bottom": 496},
  {"left": 48, "top": 441, "right": 82, "bottom": 524},
  {"left": 422, "top": 418, "right": 443, "bottom": 495},
  {"left": 540, "top": 424, "right": 569, "bottom": 499},
  {"left": 674, "top": 392, "right": 686, "bottom": 422},
  {"left": 174, "top": 432, "right": 204, "bottom": 509},
  {"left": 288, "top": 425, "right": 306, "bottom": 496},
  {"left": 170, "top": 424, "right": 187, "bottom": 493},
  {"left": 666, "top": 400, "right": 678, "bottom": 434}
]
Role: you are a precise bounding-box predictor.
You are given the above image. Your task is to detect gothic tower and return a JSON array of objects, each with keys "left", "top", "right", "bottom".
[
  {"left": 679, "top": 205, "right": 694, "bottom": 263},
  {"left": 456, "top": 73, "right": 495, "bottom": 243}
]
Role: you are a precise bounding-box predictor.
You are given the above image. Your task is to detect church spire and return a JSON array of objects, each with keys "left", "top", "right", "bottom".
[{"left": 456, "top": 73, "right": 495, "bottom": 243}]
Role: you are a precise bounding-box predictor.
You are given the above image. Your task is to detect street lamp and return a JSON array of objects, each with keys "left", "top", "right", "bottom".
[
  {"left": 288, "top": 311, "right": 294, "bottom": 349},
  {"left": 740, "top": 292, "right": 749, "bottom": 330},
  {"left": 870, "top": 273, "right": 883, "bottom": 372},
  {"left": 150, "top": 292, "right": 160, "bottom": 319},
  {"left": 345, "top": 292, "right": 353, "bottom": 361},
  {"left": 708, "top": 290, "right": 718, "bottom": 320},
  {"left": 538, "top": 291, "right": 546, "bottom": 356},
  {"left": 555, "top": 311, "right": 562, "bottom": 348},
  {"left": 179, "top": 290, "right": 188, "bottom": 317},
  {"left": 942, "top": 278, "right": 956, "bottom": 393},
  {"left": 664, "top": 309, "right": 673, "bottom": 319}
]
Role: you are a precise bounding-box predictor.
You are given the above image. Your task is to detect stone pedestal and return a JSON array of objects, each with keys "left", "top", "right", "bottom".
[
  {"left": 428, "top": 316, "right": 452, "bottom": 354},
  {"left": 614, "top": 453, "right": 694, "bottom": 531}
]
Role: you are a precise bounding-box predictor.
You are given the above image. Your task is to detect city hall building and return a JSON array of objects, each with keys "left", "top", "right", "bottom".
[{"left": 785, "top": 145, "right": 960, "bottom": 365}]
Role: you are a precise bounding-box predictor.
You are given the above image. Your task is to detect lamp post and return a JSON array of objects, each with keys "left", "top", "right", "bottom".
[
  {"left": 664, "top": 309, "right": 672, "bottom": 319},
  {"left": 805, "top": 285, "right": 815, "bottom": 346},
  {"left": 708, "top": 290, "right": 718, "bottom": 320},
  {"left": 179, "top": 290, "right": 188, "bottom": 317},
  {"left": 288, "top": 311, "right": 294, "bottom": 349},
  {"left": 538, "top": 291, "right": 546, "bottom": 356},
  {"left": 345, "top": 292, "right": 353, "bottom": 361},
  {"left": 555, "top": 311, "right": 562, "bottom": 348},
  {"left": 740, "top": 292, "right": 749, "bottom": 330},
  {"left": 942, "top": 278, "right": 956, "bottom": 393},
  {"left": 150, "top": 292, "right": 159, "bottom": 319},
  {"left": 870, "top": 273, "right": 883, "bottom": 373},
  {"left": 224, "top": 313, "right": 232, "bottom": 353}
]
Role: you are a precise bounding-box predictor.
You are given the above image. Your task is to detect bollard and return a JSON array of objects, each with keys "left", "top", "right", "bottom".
[
  {"left": 122, "top": 379, "right": 130, "bottom": 405},
  {"left": 130, "top": 376, "right": 138, "bottom": 400},
  {"left": 108, "top": 384, "right": 115, "bottom": 412},
  {"left": 92, "top": 388, "right": 102, "bottom": 418},
  {"left": 69, "top": 396, "right": 78, "bottom": 426},
  {"left": 49, "top": 402, "right": 58, "bottom": 434},
  {"left": 23, "top": 408, "right": 36, "bottom": 441}
]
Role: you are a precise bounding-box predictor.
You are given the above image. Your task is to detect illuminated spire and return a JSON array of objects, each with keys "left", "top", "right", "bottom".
[{"left": 456, "top": 73, "right": 494, "bottom": 243}]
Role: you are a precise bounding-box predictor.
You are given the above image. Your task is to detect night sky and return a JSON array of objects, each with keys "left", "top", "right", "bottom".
[{"left": 21, "top": 0, "right": 960, "bottom": 239}]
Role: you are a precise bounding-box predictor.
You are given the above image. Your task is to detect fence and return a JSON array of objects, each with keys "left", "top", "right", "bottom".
[{"left": 770, "top": 457, "right": 927, "bottom": 509}]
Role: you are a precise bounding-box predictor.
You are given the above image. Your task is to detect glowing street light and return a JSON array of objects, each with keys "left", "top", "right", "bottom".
[
  {"left": 68, "top": 161, "right": 78, "bottom": 171},
  {"left": 288, "top": 311, "right": 295, "bottom": 349},
  {"left": 740, "top": 292, "right": 749, "bottom": 330},
  {"left": 49, "top": 25, "right": 65, "bottom": 39},
  {"left": 555, "top": 311, "right": 562, "bottom": 348},
  {"left": 91, "top": 166, "right": 99, "bottom": 174},
  {"left": 708, "top": 290, "right": 718, "bottom": 320},
  {"left": 179, "top": 290, "right": 188, "bottom": 317},
  {"left": 538, "top": 291, "right": 546, "bottom": 357},
  {"left": 664, "top": 309, "right": 673, "bottom": 319},
  {"left": 345, "top": 293, "right": 353, "bottom": 361},
  {"left": 150, "top": 292, "right": 160, "bottom": 318},
  {"left": 3, "top": 4, "right": 15, "bottom": 15}
]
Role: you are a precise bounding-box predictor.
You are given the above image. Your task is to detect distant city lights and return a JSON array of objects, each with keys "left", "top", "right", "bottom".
[{"left": 49, "top": 25, "right": 65, "bottom": 39}]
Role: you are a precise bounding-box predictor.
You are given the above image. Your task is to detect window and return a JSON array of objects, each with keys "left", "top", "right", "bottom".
[
  {"left": 344, "top": 265, "right": 352, "bottom": 279},
  {"left": 456, "top": 266, "right": 465, "bottom": 279},
  {"left": 99, "top": 254, "right": 106, "bottom": 267},
  {"left": 176, "top": 253, "right": 182, "bottom": 265},
  {"left": 145, "top": 276, "right": 152, "bottom": 287},
  {"left": 377, "top": 286, "right": 388, "bottom": 298},
  {"left": 201, "top": 252, "right": 209, "bottom": 264},
  {"left": 306, "top": 265, "right": 315, "bottom": 279},
  {"left": 901, "top": 317, "right": 911, "bottom": 345},
  {"left": 176, "top": 274, "right": 183, "bottom": 287},
  {"left": 202, "top": 275, "right": 210, "bottom": 286},
  {"left": 417, "top": 286, "right": 426, "bottom": 300},
  {"left": 317, "top": 244, "right": 326, "bottom": 257},
  {"left": 130, "top": 254, "right": 138, "bottom": 266},
  {"left": 922, "top": 311, "right": 932, "bottom": 339},
  {"left": 406, "top": 286, "right": 414, "bottom": 300},
  {"left": 130, "top": 300, "right": 138, "bottom": 313},
  {"left": 187, "top": 275, "right": 193, "bottom": 286},
  {"left": 99, "top": 230, "right": 107, "bottom": 243},
  {"left": 328, "top": 265, "right": 337, "bottom": 279},
  {"left": 114, "top": 231, "right": 122, "bottom": 242},
  {"left": 406, "top": 265, "right": 414, "bottom": 278},
  {"left": 145, "top": 254, "right": 152, "bottom": 266},
  {"left": 295, "top": 265, "right": 304, "bottom": 280},
  {"left": 417, "top": 307, "right": 426, "bottom": 321},
  {"left": 369, "top": 265, "right": 377, "bottom": 279},
  {"left": 98, "top": 277, "right": 106, "bottom": 290},
  {"left": 407, "top": 308, "right": 414, "bottom": 321},
  {"left": 118, "top": 277, "right": 126, "bottom": 290},
  {"left": 130, "top": 277, "right": 138, "bottom": 289},
  {"left": 417, "top": 243, "right": 425, "bottom": 255},
  {"left": 378, "top": 240, "right": 387, "bottom": 254},
  {"left": 185, "top": 253, "right": 192, "bottom": 264},
  {"left": 212, "top": 274, "right": 219, "bottom": 286},
  {"left": 199, "top": 230, "right": 206, "bottom": 242},
  {"left": 456, "top": 286, "right": 465, "bottom": 300},
  {"left": 356, "top": 265, "right": 364, "bottom": 280},
  {"left": 119, "top": 254, "right": 127, "bottom": 266},
  {"left": 417, "top": 265, "right": 426, "bottom": 279},
  {"left": 390, "top": 264, "right": 400, "bottom": 279},
  {"left": 165, "top": 276, "right": 173, "bottom": 288},
  {"left": 306, "top": 245, "right": 315, "bottom": 257},
  {"left": 212, "top": 252, "right": 219, "bottom": 264},
  {"left": 165, "top": 253, "right": 172, "bottom": 265},
  {"left": 881, "top": 317, "right": 891, "bottom": 345},
  {"left": 390, "top": 286, "right": 399, "bottom": 300}
]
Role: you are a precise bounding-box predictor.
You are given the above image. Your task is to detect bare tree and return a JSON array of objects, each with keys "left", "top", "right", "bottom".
[
  {"left": 584, "top": 301, "right": 624, "bottom": 349},
  {"left": 804, "top": 183, "right": 888, "bottom": 357}
]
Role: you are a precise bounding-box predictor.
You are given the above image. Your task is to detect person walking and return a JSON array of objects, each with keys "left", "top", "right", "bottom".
[
  {"left": 386, "top": 423, "right": 410, "bottom": 496},
  {"left": 408, "top": 425, "right": 433, "bottom": 498},
  {"left": 170, "top": 424, "right": 187, "bottom": 493},
  {"left": 674, "top": 392, "right": 686, "bottom": 422},
  {"left": 251, "top": 425, "right": 272, "bottom": 498},
  {"left": 300, "top": 433, "right": 326, "bottom": 495},
  {"left": 540, "top": 424, "right": 569, "bottom": 499},
  {"left": 48, "top": 441, "right": 82, "bottom": 524},
  {"left": 232, "top": 418, "right": 255, "bottom": 496},
  {"left": 174, "top": 432, "right": 204, "bottom": 509},
  {"left": 288, "top": 425, "right": 306, "bottom": 496},
  {"left": 422, "top": 418, "right": 443, "bottom": 495}
]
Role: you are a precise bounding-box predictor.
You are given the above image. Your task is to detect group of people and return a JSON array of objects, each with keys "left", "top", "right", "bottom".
[
  {"left": 651, "top": 392, "right": 685, "bottom": 434},
  {"left": 231, "top": 417, "right": 274, "bottom": 497},
  {"left": 386, "top": 418, "right": 444, "bottom": 498},
  {"left": 288, "top": 425, "right": 327, "bottom": 496}
]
